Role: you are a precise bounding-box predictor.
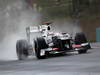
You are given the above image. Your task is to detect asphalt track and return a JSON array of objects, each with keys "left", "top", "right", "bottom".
[{"left": 0, "top": 43, "right": 100, "bottom": 75}]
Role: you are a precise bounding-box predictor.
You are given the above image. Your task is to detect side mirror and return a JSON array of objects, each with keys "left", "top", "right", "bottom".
[{"left": 47, "top": 26, "right": 50, "bottom": 30}]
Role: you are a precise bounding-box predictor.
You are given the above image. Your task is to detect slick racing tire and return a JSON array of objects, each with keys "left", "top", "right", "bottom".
[
  {"left": 75, "top": 32, "right": 88, "bottom": 54},
  {"left": 34, "top": 37, "right": 48, "bottom": 59},
  {"left": 52, "top": 36, "right": 62, "bottom": 49},
  {"left": 74, "top": 32, "right": 87, "bottom": 44},
  {"left": 16, "top": 39, "right": 29, "bottom": 60}
]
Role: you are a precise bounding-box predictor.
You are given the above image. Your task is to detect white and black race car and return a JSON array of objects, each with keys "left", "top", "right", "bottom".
[{"left": 16, "top": 22, "right": 91, "bottom": 60}]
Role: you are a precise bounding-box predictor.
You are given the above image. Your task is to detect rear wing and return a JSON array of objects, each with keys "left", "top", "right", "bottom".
[
  {"left": 26, "top": 26, "right": 40, "bottom": 43},
  {"left": 26, "top": 26, "right": 40, "bottom": 33},
  {"left": 26, "top": 25, "right": 51, "bottom": 33},
  {"left": 26, "top": 25, "right": 49, "bottom": 42}
]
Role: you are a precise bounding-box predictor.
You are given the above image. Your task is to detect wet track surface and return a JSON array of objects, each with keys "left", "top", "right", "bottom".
[{"left": 0, "top": 47, "right": 100, "bottom": 75}]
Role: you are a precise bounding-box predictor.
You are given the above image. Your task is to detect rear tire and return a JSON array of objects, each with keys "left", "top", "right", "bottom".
[
  {"left": 16, "top": 39, "right": 29, "bottom": 60},
  {"left": 34, "top": 37, "right": 48, "bottom": 59}
]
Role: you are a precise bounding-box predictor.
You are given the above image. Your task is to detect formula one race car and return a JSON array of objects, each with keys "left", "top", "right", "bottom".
[{"left": 16, "top": 22, "right": 91, "bottom": 60}]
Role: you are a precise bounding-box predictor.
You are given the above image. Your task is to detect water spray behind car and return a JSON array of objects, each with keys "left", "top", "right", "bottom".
[{"left": 0, "top": 0, "right": 42, "bottom": 60}]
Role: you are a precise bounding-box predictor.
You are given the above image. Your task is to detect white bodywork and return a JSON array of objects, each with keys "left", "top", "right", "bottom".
[{"left": 26, "top": 24, "right": 71, "bottom": 46}]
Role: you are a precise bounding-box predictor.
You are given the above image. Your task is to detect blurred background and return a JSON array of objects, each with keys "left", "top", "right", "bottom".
[
  {"left": 26, "top": 0, "right": 100, "bottom": 41},
  {"left": 0, "top": 0, "right": 100, "bottom": 60}
]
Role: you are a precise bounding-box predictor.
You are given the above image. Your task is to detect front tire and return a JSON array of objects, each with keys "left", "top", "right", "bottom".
[
  {"left": 75, "top": 32, "right": 87, "bottom": 44},
  {"left": 75, "top": 32, "right": 88, "bottom": 54}
]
